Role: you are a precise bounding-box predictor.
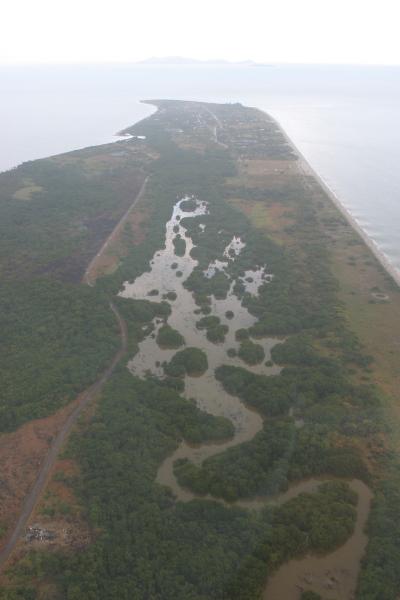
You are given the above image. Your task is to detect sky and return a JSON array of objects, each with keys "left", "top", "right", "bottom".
[{"left": 2, "top": 0, "right": 400, "bottom": 65}]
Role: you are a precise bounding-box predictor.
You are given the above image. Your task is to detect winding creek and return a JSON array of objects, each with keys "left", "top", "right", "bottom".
[
  {"left": 119, "top": 196, "right": 372, "bottom": 599},
  {"left": 263, "top": 479, "right": 372, "bottom": 599}
]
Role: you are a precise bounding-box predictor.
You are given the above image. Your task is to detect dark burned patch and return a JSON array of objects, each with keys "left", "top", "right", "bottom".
[
  {"left": 35, "top": 255, "right": 92, "bottom": 283},
  {"left": 34, "top": 176, "right": 146, "bottom": 283},
  {"left": 83, "top": 213, "right": 118, "bottom": 239}
]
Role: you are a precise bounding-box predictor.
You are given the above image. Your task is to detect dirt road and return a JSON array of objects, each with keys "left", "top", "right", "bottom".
[
  {"left": 0, "top": 303, "right": 127, "bottom": 571},
  {"left": 0, "top": 174, "right": 151, "bottom": 570},
  {"left": 0, "top": 166, "right": 152, "bottom": 571},
  {"left": 83, "top": 175, "right": 149, "bottom": 285},
  {"left": 0, "top": 170, "right": 144, "bottom": 576}
]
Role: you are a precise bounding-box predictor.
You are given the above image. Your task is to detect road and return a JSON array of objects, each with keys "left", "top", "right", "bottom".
[
  {"left": 0, "top": 303, "right": 127, "bottom": 571},
  {"left": 83, "top": 175, "right": 149, "bottom": 285},
  {"left": 0, "top": 172, "right": 145, "bottom": 571},
  {"left": 202, "top": 107, "right": 228, "bottom": 149}
]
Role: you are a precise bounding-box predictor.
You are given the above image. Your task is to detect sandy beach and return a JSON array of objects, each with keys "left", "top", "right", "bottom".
[{"left": 263, "top": 110, "right": 400, "bottom": 290}]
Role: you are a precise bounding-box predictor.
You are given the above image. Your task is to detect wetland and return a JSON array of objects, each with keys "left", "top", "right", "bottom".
[
  {"left": 120, "top": 196, "right": 280, "bottom": 502},
  {"left": 1, "top": 99, "right": 399, "bottom": 600}
]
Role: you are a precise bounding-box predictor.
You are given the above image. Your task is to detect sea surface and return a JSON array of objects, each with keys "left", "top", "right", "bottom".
[{"left": 1, "top": 63, "right": 399, "bottom": 273}]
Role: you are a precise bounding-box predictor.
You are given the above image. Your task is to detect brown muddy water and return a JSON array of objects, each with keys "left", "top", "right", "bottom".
[
  {"left": 119, "top": 197, "right": 372, "bottom": 598},
  {"left": 264, "top": 478, "right": 372, "bottom": 600},
  {"left": 119, "top": 196, "right": 281, "bottom": 502}
]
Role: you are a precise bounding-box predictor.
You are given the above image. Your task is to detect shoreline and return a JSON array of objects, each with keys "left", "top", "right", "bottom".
[
  {"left": 3, "top": 97, "right": 399, "bottom": 291},
  {"left": 261, "top": 108, "right": 400, "bottom": 289}
]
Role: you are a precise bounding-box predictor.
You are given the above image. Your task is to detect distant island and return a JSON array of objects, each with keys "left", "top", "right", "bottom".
[{"left": 137, "top": 56, "right": 257, "bottom": 66}]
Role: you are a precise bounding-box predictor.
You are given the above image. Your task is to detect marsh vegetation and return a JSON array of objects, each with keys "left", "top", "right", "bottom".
[{"left": 1, "top": 100, "right": 398, "bottom": 600}]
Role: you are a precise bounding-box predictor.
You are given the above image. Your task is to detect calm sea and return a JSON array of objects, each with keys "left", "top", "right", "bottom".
[{"left": 1, "top": 64, "right": 399, "bottom": 273}]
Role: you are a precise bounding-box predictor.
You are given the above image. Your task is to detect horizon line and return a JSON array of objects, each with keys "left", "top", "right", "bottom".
[{"left": 1, "top": 60, "right": 400, "bottom": 68}]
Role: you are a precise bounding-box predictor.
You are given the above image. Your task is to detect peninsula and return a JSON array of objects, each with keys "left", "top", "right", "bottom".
[{"left": 0, "top": 100, "right": 399, "bottom": 600}]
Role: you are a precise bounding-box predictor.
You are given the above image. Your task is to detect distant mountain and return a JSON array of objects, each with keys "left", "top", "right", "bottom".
[{"left": 137, "top": 56, "right": 257, "bottom": 66}]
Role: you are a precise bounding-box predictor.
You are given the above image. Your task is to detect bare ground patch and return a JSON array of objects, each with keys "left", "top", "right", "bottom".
[
  {"left": 17, "top": 457, "right": 91, "bottom": 556},
  {"left": 12, "top": 181, "right": 43, "bottom": 200},
  {"left": 0, "top": 399, "right": 82, "bottom": 552},
  {"left": 229, "top": 198, "right": 295, "bottom": 245}
]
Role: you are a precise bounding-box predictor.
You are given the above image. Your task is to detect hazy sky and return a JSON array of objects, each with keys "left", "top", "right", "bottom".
[{"left": 2, "top": 0, "right": 400, "bottom": 65}]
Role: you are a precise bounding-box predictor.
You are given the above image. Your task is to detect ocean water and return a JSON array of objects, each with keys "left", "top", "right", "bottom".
[{"left": 1, "top": 64, "right": 399, "bottom": 272}]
